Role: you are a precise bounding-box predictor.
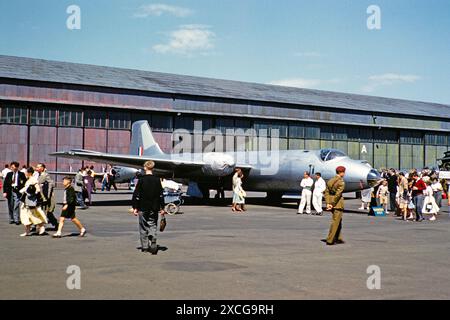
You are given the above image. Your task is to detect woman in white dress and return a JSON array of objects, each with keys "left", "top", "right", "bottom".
[
  {"left": 422, "top": 180, "right": 439, "bottom": 221},
  {"left": 232, "top": 168, "right": 246, "bottom": 212},
  {"left": 19, "top": 167, "right": 48, "bottom": 236}
]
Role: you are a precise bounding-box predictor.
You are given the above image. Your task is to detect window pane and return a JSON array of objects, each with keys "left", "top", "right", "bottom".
[
  {"left": 174, "top": 115, "right": 193, "bottom": 132},
  {"left": 334, "top": 127, "right": 347, "bottom": 140},
  {"left": 289, "top": 123, "right": 304, "bottom": 138},
  {"left": 271, "top": 122, "right": 288, "bottom": 138},
  {"left": 400, "top": 130, "right": 423, "bottom": 144},
  {"left": 0, "top": 105, "right": 27, "bottom": 124},
  {"left": 305, "top": 125, "right": 320, "bottom": 139},
  {"left": 152, "top": 114, "right": 173, "bottom": 132},
  {"left": 59, "top": 109, "right": 82, "bottom": 127},
  {"left": 109, "top": 111, "right": 131, "bottom": 130},
  {"left": 84, "top": 110, "right": 107, "bottom": 128},
  {"left": 30, "top": 107, "right": 56, "bottom": 126},
  {"left": 216, "top": 118, "right": 234, "bottom": 134},
  {"left": 320, "top": 126, "right": 333, "bottom": 140}
]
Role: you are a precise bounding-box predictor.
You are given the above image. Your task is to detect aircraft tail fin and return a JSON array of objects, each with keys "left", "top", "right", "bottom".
[{"left": 130, "top": 120, "right": 165, "bottom": 157}]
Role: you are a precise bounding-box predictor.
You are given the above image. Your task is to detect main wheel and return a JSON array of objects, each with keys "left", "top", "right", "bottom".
[{"left": 165, "top": 203, "right": 179, "bottom": 215}]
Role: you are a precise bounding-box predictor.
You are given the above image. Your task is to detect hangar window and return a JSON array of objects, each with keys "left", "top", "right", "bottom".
[
  {"left": 216, "top": 118, "right": 235, "bottom": 134},
  {"left": 425, "top": 133, "right": 448, "bottom": 146},
  {"left": 109, "top": 111, "right": 131, "bottom": 130},
  {"left": 152, "top": 114, "right": 173, "bottom": 132},
  {"left": 320, "top": 125, "right": 333, "bottom": 140},
  {"left": 271, "top": 122, "right": 288, "bottom": 138},
  {"left": 85, "top": 110, "right": 107, "bottom": 128},
  {"left": 30, "top": 107, "right": 56, "bottom": 126},
  {"left": 334, "top": 126, "right": 348, "bottom": 140},
  {"left": 305, "top": 124, "right": 320, "bottom": 139},
  {"left": 400, "top": 130, "right": 423, "bottom": 144},
  {"left": 0, "top": 105, "right": 27, "bottom": 124},
  {"left": 175, "top": 115, "right": 194, "bottom": 132},
  {"left": 59, "top": 109, "right": 82, "bottom": 127},
  {"left": 373, "top": 128, "right": 398, "bottom": 143},
  {"left": 289, "top": 123, "right": 304, "bottom": 138}
]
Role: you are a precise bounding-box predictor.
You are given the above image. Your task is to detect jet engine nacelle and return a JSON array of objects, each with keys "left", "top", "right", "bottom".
[{"left": 201, "top": 152, "right": 235, "bottom": 177}]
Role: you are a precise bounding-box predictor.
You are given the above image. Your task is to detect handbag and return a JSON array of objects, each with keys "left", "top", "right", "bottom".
[{"left": 407, "top": 202, "right": 415, "bottom": 210}]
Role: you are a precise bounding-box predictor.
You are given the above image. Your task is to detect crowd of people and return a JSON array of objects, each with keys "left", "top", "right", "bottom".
[
  {"left": 1, "top": 161, "right": 86, "bottom": 237},
  {"left": 366, "top": 168, "right": 449, "bottom": 222}
]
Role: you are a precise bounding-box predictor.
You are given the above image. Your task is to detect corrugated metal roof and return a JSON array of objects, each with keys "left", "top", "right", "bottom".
[{"left": 0, "top": 55, "right": 449, "bottom": 119}]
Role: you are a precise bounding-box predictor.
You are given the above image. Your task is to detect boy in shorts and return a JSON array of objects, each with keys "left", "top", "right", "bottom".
[{"left": 53, "top": 177, "right": 86, "bottom": 238}]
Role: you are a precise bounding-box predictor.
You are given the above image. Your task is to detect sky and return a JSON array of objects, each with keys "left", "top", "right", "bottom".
[{"left": 0, "top": 0, "right": 449, "bottom": 104}]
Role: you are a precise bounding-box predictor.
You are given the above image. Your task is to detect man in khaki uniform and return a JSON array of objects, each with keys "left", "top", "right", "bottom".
[{"left": 324, "top": 166, "right": 346, "bottom": 245}]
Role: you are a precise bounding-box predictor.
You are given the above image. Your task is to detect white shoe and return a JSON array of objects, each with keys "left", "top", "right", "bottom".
[
  {"left": 358, "top": 207, "right": 364, "bottom": 210},
  {"left": 20, "top": 233, "right": 31, "bottom": 237},
  {"left": 429, "top": 216, "right": 436, "bottom": 221},
  {"left": 52, "top": 233, "right": 62, "bottom": 238},
  {"left": 79, "top": 228, "right": 86, "bottom": 237},
  {"left": 38, "top": 226, "right": 46, "bottom": 235}
]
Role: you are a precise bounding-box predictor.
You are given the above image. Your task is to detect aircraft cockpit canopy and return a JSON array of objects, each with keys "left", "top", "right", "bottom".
[{"left": 320, "top": 149, "right": 347, "bottom": 161}]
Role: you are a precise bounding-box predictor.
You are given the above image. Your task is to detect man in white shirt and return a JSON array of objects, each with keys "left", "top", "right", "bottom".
[
  {"left": 298, "top": 171, "right": 314, "bottom": 214},
  {"left": 312, "top": 172, "right": 326, "bottom": 215},
  {"left": 1, "top": 164, "right": 11, "bottom": 180}
]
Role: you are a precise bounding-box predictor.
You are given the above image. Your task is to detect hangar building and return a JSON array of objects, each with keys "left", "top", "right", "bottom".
[{"left": 0, "top": 55, "right": 449, "bottom": 173}]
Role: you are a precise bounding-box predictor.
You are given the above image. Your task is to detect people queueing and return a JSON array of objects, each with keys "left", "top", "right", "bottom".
[
  {"left": 53, "top": 176, "right": 86, "bottom": 238},
  {"left": 397, "top": 172, "right": 411, "bottom": 221},
  {"left": 376, "top": 180, "right": 389, "bottom": 213},
  {"left": 423, "top": 180, "right": 440, "bottom": 221},
  {"left": 132, "top": 161, "right": 165, "bottom": 254},
  {"left": 18, "top": 167, "right": 48, "bottom": 236},
  {"left": 2, "top": 162, "right": 26, "bottom": 225},
  {"left": 312, "top": 172, "right": 326, "bottom": 215},
  {"left": 74, "top": 168, "right": 88, "bottom": 209},
  {"left": 323, "top": 166, "right": 346, "bottom": 245},
  {"left": 431, "top": 178, "right": 443, "bottom": 209},
  {"left": 35, "top": 163, "right": 58, "bottom": 229},
  {"left": 231, "top": 168, "right": 246, "bottom": 212},
  {"left": 359, "top": 187, "right": 372, "bottom": 211},
  {"left": 411, "top": 172, "right": 427, "bottom": 222},
  {"left": 387, "top": 169, "right": 398, "bottom": 214},
  {"left": 297, "top": 171, "right": 313, "bottom": 215}
]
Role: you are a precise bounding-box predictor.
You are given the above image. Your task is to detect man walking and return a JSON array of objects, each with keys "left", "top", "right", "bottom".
[
  {"left": 312, "top": 172, "right": 326, "bottom": 215},
  {"left": 132, "top": 161, "right": 165, "bottom": 255},
  {"left": 298, "top": 171, "right": 313, "bottom": 214},
  {"left": 2, "top": 162, "right": 26, "bottom": 225},
  {"left": 35, "top": 163, "right": 58, "bottom": 228},
  {"left": 324, "top": 166, "right": 346, "bottom": 245}
]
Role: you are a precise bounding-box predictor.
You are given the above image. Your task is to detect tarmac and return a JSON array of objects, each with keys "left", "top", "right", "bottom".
[{"left": 1, "top": 189, "right": 449, "bottom": 300}]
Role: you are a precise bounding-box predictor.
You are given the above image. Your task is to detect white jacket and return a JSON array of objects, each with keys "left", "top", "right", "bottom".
[{"left": 313, "top": 177, "right": 326, "bottom": 194}]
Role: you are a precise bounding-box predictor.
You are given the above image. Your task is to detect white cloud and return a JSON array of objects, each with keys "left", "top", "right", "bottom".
[
  {"left": 362, "top": 73, "right": 421, "bottom": 93},
  {"left": 269, "top": 78, "right": 322, "bottom": 89},
  {"left": 153, "top": 25, "right": 215, "bottom": 55},
  {"left": 134, "top": 4, "right": 193, "bottom": 18},
  {"left": 268, "top": 77, "right": 343, "bottom": 89}
]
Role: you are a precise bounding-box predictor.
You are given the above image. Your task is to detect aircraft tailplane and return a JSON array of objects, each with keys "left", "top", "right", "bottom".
[{"left": 130, "top": 120, "right": 165, "bottom": 157}]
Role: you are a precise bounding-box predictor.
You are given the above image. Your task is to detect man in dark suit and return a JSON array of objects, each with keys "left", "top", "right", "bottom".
[
  {"left": 2, "top": 162, "right": 26, "bottom": 225},
  {"left": 132, "top": 160, "right": 165, "bottom": 255}
]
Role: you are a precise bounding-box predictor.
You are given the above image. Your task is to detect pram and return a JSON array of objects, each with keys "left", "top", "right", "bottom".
[{"left": 162, "top": 180, "right": 184, "bottom": 215}]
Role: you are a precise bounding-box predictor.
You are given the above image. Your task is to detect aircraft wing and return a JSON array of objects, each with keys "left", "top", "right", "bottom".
[
  {"left": 50, "top": 149, "right": 206, "bottom": 172},
  {"left": 48, "top": 170, "right": 104, "bottom": 178}
]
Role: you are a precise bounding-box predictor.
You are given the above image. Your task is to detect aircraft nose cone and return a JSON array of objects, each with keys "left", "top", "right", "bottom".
[{"left": 367, "top": 169, "right": 382, "bottom": 187}]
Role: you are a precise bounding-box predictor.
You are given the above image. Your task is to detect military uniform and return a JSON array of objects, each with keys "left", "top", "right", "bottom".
[{"left": 324, "top": 175, "right": 345, "bottom": 244}]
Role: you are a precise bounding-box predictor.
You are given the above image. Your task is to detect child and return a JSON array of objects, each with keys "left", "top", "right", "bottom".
[
  {"left": 53, "top": 177, "right": 86, "bottom": 238},
  {"left": 376, "top": 180, "right": 389, "bottom": 214}
]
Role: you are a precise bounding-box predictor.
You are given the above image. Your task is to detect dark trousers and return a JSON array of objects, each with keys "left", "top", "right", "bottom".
[
  {"left": 7, "top": 193, "right": 20, "bottom": 223},
  {"left": 76, "top": 191, "right": 87, "bottom": 208},
  {"left": 138, "top": 211, "right": 158, "bottom": 250},
  {"left": 413, "top": 195, "right": 425, "bottom": 221},
  {"left": 389, "top": 192, "right": 397, "bottom": 212}
]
